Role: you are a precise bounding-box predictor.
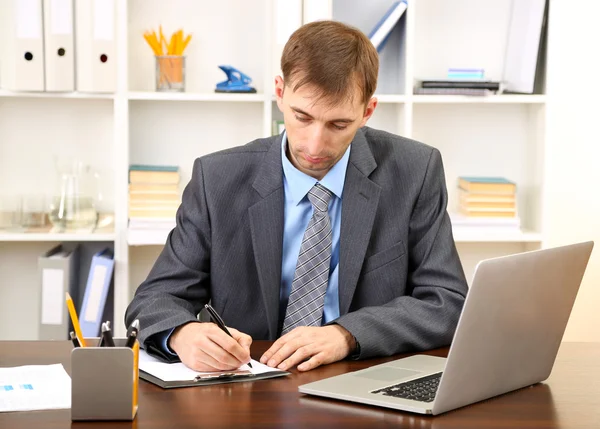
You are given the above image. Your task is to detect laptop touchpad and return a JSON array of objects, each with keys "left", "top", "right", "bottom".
[{"left": 353, "top": 367, "right": 421, "bottom": 382}]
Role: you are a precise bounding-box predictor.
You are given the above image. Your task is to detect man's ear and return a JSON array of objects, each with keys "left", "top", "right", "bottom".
[
  {"left": 275, "top": 76, "right": 285, "bottom": 112},
  {"left": 359, "top": 97, "right": 378, "bottom": 127}
]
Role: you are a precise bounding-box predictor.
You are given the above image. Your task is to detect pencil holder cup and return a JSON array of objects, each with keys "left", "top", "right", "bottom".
[
  {"left": 71, "top": 338, "right": 139, "bottom": 421},
  {"left": 156, "top": 55, "right": 186, "bottom": 92}
]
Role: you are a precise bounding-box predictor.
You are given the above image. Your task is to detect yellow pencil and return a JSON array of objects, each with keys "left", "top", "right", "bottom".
[{"left": 66, "top": 292, "right": 87, "bottom": 347}]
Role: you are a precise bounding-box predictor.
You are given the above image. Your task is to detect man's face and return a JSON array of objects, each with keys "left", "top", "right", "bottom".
[{"left": 275, "top": 76, "right": 377, "bottom": 180}]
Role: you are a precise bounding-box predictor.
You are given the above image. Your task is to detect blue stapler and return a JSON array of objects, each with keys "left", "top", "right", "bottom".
[{"left": 215, "top": 65, "right": 257, "bottom": 93}]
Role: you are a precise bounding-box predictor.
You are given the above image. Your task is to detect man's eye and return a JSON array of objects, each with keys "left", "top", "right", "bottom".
[
  {"left": 295, "top": 116, "right": 310, "bottom": 123},
  {"left": 332, "top": 124, "right": 348, "bottom": 131}
]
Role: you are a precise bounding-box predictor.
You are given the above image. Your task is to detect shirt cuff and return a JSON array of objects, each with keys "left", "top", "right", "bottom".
[{"left": 156, "top": 327, "right": 178, "bottom": 356}]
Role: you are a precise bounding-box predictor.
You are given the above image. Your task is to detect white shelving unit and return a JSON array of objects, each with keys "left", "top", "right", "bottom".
[{"left": 0, "top": 0, "right": 549, "bottom": 339}]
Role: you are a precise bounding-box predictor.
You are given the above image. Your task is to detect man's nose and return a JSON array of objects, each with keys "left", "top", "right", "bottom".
[{"left": 306, "top": 126, "right": 326, "bottom": 156}]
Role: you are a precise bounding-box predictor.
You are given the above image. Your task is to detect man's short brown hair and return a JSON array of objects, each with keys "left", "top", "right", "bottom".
[{"left": 281, "top": 20, "right": 379, "bottom": 106}]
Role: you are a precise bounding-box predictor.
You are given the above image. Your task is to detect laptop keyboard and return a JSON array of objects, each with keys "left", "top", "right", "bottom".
[{"left": 371, "top": 372, "right": 442, "bottom": 403}]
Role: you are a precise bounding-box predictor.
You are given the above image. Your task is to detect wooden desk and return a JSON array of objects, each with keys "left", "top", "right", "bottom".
[{"left": 1, "top": 341, "right": 599, "bottom": 428}]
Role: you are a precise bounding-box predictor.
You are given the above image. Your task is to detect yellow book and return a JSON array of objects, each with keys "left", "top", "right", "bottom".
[
  {"left": 129, "top": 208, "right": 178, "bottom": 218},
  {"left": 129, "top": 193, "right": 181, "bottom": 202},
  {"left": 458, "top": 189, "right": 516, "bottom": 203},
  {"left": 459, "top": 207, "right": 517, "bottom": 218},
  {"left": 129, "top": 183, "right": 179, "bottom": 193},
  {"left": 129, "top": 170, "right": 180, "bottom": 185},
  {"left": 458, "top": 177, "right": 516, "bottom": 194},
  {"left": 460, "top": 201, "right": 516, "bottom": 209}
]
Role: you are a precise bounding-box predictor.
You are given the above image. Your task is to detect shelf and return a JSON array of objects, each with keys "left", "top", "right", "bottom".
[
  {"left": 0, "top": 230, "right": 116, "bottom": 242},
  {"left": 0, "top": 89, "right": 114, "bottom": 99},
  {"left": 374, "top": 94, "right": 407, "bottom": 103},
  {"left": 412, "top": 95, "right": 546, "bottom": 104},
  {"left": 128, "top": 228, "right": 171, "bottom": 246},
  {"left": 127, "top": 92, "right": 266, "bottom": 102},
  {"left": 453, "top": 228, "right": 542, "bottom": 243}
]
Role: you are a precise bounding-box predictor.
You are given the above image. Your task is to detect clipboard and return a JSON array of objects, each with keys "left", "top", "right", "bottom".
[{"left": 138, "top": 349, "right": 290, "bottom": 389}]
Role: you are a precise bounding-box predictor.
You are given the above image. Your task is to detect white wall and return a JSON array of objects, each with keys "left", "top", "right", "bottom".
[{"left": 545, "top": 1, "right": 600, "bottom": 341}]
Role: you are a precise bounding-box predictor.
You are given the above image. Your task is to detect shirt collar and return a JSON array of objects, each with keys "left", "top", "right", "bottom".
[{"left": 281, "top": 131, "right": 350, "bottom": 206}]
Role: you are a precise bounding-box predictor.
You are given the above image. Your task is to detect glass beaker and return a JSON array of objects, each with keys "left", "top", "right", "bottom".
[{"left": 48, "top": 160, "right": 100, "bottom": 232}]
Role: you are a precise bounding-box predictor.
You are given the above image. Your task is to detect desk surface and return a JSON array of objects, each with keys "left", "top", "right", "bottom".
[{"left": 1, "top": 341, "right": 599, "bottom": 428}]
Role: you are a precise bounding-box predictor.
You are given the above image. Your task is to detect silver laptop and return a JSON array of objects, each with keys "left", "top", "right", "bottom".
[{"left": 299, "top": 241, "right": 594, "bottom": 415}]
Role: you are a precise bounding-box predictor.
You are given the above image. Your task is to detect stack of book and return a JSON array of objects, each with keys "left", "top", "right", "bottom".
[
  {"left": 128, "top": 165, "right": 181, "bottom": 243},
  {"left": 414, "top": 79, "right": 502, "bottom": 96},
  {"left": 414, "top": 69, "right": 502, "bottom": 96},
  {"left": 452, "top": 176, "right": 520, "bottom": 233}
]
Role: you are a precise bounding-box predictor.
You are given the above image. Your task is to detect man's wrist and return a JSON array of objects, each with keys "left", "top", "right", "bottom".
[
  {"left": 348, "top": 336, "right": 361, "bottom": 360},
  {"left": 330, "top": 323, "right": 360, "bottom": 359}
]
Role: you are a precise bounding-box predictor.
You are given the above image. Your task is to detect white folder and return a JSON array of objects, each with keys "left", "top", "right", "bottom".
[
  {"left": 303, "top": 0, "right": 333, "bottom": 24},
  {"left": 273, "top": 0, "right": 303, "bottom": 79},
  {"left": 0, "top": 0, "right": 45, "bottom": 91},
  {"left": 75, "top": 0, "right": 116, "bottom": 93},
  {"left": 38, "top": 245, "right": 80, "bottom": 340},
  {"left": 43, "top": 0, "right": 75, "bottom": 91}
]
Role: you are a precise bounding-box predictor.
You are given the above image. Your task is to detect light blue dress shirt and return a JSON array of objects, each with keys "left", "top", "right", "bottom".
[
  {"left": 278, "top": 132, "right": 350, "bottom": 329},
  {"left": 159, "top": 133, "right": 350, "bottom": 354}
]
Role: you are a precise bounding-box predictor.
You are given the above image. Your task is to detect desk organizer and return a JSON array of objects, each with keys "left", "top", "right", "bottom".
[{"left": 71, "top": 338, "right": 139, "bottom": 421}]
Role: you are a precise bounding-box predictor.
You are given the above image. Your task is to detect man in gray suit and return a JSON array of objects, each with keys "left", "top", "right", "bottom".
[{"left": 125, "top": 20, "right": 468, "bottom": 373}]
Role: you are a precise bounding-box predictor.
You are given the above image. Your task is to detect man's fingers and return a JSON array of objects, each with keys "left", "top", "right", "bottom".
[
  {"left": 265, "top": 337, "right": 307, "bottom": 368},
  {"left": 277, "top": 344, "right": 314, "bottom": 371},
  {"left": 229, "top": 327, "right": 253, "bottom": 351},
  {"left": 198, "top": 335, "right": 245, "bottom": 368},
  {"left": 260, "top": 330, "right": 297, "bottom": 365},
  {"left": 297, "top": 352, "right": 327, "bottom": 372},
  {"left": 206, "top": 325, "right": 251, "bottom": 364},
  {"left": 190, "top": 347, "right": 236, "bottom": 371}
]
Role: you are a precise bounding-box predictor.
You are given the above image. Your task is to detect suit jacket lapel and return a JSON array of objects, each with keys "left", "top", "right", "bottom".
[
  {"left": 249, "top": 136, "right": 284, "bottom": 339},
  {"left": 339, "top": 129, "right": 381, "bottom": 315}
]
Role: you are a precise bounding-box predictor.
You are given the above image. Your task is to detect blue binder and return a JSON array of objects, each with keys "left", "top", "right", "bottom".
[
  {"left": 79, "top": 248, "right": 115, "bottom": 338},
  {"left": 368, "top": 0, "right": 408, "bottom": 53}
]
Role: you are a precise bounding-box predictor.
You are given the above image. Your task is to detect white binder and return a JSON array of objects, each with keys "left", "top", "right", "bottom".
[
  {"left": 38, "top": 245, "right": 80, "bottom": 340},
  {"left": 75, "top": 0, "right": 116, "bottom": 92},
  {"left": 502, "top": 0, "right": 547, "bottom": 93},
  {"left": 303, "top": 0, "right": 333, "bottom": 24},
  {"left": 0, "top": 0, "right": 45, "bottom": 91},
  {"left": 272, "top": 0, "right": 303, "bottom": 79},
  {"left": 43, "top": 0, "right": 75, "bottom": 91}
]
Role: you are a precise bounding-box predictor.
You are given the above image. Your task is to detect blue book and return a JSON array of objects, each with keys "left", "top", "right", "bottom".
[
  {"left": 459, "top": 177, "right": 515, "bottom": 184},
  {"left": 79, "top": 249, "right": 115, "bottom": 338},
  {"left": 129, "top": 164, "right": 179, "bottom": 172},
  {"left": 368, "top": 0, "right": 408, "bottom": 53}
]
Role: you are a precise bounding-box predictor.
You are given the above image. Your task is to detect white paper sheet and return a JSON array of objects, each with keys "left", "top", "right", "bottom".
[
  {"left": 139, "top": 349, "right": 282, "bottom": 382},
  {"left": 0, "top": 364, "right": 71, "bottom": 412}
]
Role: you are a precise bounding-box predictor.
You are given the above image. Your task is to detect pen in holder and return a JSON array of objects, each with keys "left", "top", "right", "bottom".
[
  {"left": 71, "top": 338, "right": 139, "bottom": 421},
  {"left": 156, "top": 55, "right": 185, "bottom": 92}
]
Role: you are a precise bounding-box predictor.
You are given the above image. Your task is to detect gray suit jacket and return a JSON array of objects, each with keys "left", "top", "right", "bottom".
[{"left": 125, "top": 127, "right": 468, "bottom": 361}]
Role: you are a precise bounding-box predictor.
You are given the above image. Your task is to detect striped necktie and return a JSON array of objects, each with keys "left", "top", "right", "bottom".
[{"left": 282, "top": 183, "right": 333, "bottom": 335}]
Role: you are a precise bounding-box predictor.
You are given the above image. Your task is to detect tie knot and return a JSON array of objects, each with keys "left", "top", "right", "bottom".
[{"left": 307, "top": 183, "right": 333, "bottom": 213}]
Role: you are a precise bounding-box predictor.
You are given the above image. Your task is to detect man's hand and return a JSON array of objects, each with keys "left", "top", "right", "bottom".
[
  {"left": 169, "top": 322, "right": 252, "bottom": 372},
  {"left": 260, "top": 325, "right": 356, "bottom": 372}
]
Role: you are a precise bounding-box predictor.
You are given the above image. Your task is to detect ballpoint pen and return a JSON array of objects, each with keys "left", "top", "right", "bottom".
[
  {"left": 70, "top": 331, "right": 80, "bottom": 348},
  {"left": 204, "top": 304, "right": 253, "bottom": 368},
  {"left": 101, "top": 321, "right": 115, "bottom": 347},
  {"left": 125, "top": 319, "right": 140, "bottom": 348}
]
